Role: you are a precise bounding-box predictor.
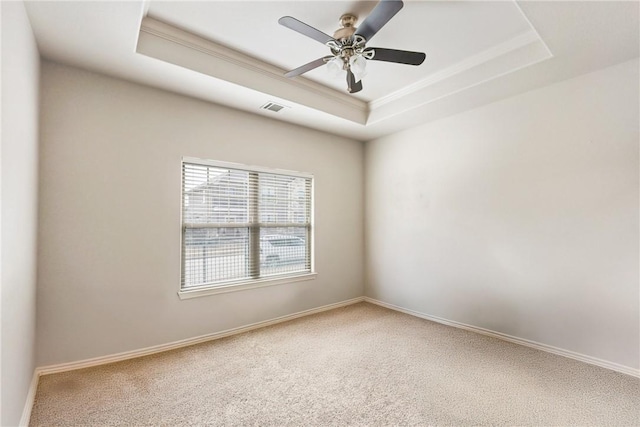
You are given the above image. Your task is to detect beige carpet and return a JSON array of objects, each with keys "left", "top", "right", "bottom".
[{"left": 31, "top": 302, "right": 639, "bottom": 426}]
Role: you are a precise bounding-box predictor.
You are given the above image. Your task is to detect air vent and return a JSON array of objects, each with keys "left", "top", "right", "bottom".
[{"left": 260, "top": 102, "right": 288, "bottom": 113}]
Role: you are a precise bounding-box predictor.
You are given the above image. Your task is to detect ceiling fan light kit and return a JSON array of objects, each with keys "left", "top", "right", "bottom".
[
  {"left": 326, "top": 56, "right": 345, "bottom": 78},
  {"left": 278, "top": 0, "right": 426, "bottom": 94},
  {"left": 349, "top": 55, "right": 368, "bottom": 83}
]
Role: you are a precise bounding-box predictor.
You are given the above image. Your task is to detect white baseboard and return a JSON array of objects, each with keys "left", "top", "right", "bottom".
[
  {"left": 19, "top": 369, "right": 40, "bottom": 427},
  {"left": 364, "top": 297, "right": 640, "bottom": 378},
  {"left": 25, "top": 294, "right": 636, "bottom": 425},
  {"left": 37, "top": 297, "right": 365, "bottom": 376}
]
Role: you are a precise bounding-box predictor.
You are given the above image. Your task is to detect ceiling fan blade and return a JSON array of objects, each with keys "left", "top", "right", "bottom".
[
  {"left": 346, "top": 69, "right": 363, "bottom": 94},
  {"left": 278, "top": 16, "right": 335, "bottom": 45},
  {"left": 284, "top": 56, "right": 333, "bottom": 78},
  {"left": 365, "top": 48, "right": 426, "bottom": 65},
  {"left": 355, "top": 0, "right": 404, "bottom": 42}
]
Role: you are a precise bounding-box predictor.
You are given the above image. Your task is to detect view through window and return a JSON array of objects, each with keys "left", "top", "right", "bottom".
[{"left": 181, "top": 159, "right": 313, "bottom": 290}]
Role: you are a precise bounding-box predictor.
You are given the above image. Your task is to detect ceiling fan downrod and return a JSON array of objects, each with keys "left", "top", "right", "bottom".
[{"left": 333, "top": 14, "right": 358, "bottom": 40}]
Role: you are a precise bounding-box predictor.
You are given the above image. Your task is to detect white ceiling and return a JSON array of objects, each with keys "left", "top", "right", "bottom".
[
  {"left": 23, "top": 1, "right": 639, "bottom": 141},
  {"left": 145, "top": 1, "right": 532, "bottom": 101}
]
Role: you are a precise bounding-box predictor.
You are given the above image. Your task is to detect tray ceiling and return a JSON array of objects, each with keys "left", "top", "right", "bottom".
[
  {"left": 145, "top": 1, "right": 536, "bottom": 102},
  {"left": 23, "top": 1, "right": 640, "bottom": 141}
]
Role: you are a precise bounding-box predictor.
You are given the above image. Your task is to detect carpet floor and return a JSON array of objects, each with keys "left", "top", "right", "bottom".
[{"left": 30, "top": 302, "right": 639, "bottom": 426}]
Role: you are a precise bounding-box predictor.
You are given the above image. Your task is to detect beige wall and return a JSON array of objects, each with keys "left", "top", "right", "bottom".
[
  {"left": 1, "top": 2, "right": 41, "bottom": 425},
  {"left": 23, "top": 23, "right": 640, "bottom": 381},
  {"left": 37, "top": 61, "right": 364, "bottom": 366},
  {"left": 365, "top": 59, "right": 639, "bottom": 370}
]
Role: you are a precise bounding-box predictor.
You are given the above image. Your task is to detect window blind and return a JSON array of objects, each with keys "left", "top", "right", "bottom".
[{"left": 181, "top": 160, "right": 312, "bottom": 290}]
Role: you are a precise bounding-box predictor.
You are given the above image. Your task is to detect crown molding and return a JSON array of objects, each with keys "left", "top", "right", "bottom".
[
  {"left": 513, "top": 0, "right": 553, "bottom": 58},
  {"left": 138, "top": 17, "right": 368, "bottom": 124},
  {"left": 370, "top": 31, "right": 542, "bottom": 110},
  {"left": 367, "top": 33, "right": 553, "bottom": 125},
  {"left": 137, "top": 14, "right": 553, "bottom": 130}
]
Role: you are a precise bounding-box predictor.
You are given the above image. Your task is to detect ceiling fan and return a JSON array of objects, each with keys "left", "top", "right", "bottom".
[{"left": 278, "top": 0, "right": 425, "bottom": 94}]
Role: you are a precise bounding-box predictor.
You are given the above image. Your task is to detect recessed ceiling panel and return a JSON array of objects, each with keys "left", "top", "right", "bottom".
[
  {"left": 146, "top": 1, "right": 536, "bottom": 101},
  {"left": 22, "top": 1, "right": 639, "bottom": 140}
]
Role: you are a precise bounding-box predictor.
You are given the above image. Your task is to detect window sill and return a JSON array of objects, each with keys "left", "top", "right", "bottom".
[{"left": 177, "top": 272, "right": 318, "bottom": 300}]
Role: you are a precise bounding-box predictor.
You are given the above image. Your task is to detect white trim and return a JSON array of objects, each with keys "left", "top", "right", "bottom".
[
  {"left": 138, "top": 17, "right": 366, "bottom": 113},
  {"left": 366, "top": 44, "right": 552, "bottom": 125},
  {"left": 370, "top": 30, "right": 541, "bottom": 110},
  {"left": 178, "top": 272, "right": 317, "bottom": 299},
  {"left": 132, "top": 0, "right": 152, "bottom": 53},
  {"left": 182, "top": 156, "right": 314, "bottom": 179},
  {"left": 137, "top": 15, "right": 554, "bottom": 129},
  {"left": 513, "top": 0, "right": 553, "bottom": 58},
  {"left": 37, "top": 297, "right": 365, "bottom": 376},
  {"left": 19, "top": 370, "right": 40, "bottom": 427},
  {"left": 364, "top": 297, "right": 640, "bottom": 378}
]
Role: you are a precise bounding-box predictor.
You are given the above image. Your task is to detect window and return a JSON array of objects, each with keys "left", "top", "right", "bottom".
[{"left": 180, "top": 158, "right": 314, "bottom": 296}]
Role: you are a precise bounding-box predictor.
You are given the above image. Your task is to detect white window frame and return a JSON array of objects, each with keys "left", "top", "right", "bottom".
[{"left": 178, "top": 157, "right": 316, "bottom": 299}]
